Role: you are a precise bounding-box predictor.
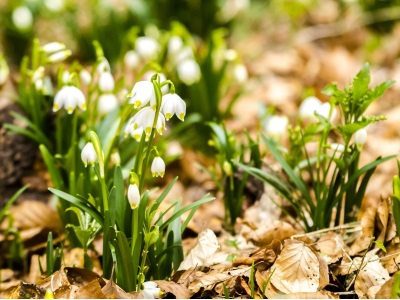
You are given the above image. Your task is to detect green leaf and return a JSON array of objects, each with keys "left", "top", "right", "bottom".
[
  {"left": 114, "top": 230, "right": 136, "bottom": 292},
  {"left": 40, "top": 145, "right": 64, "bottom": 190},
  {"left": 358, "top": 80, "right": 395, "bottom": 116},
  {"left": 114, "top": 165, "right": 126, "bottom": 231},
  {"left": 150, "top": 177, "right": 178, "bottom": 214},
  {"left": 352, "top": 63, "right": 370, "bottom": 101},
  {"left": 48, "top": 188, "right": 104, "bottom": 227},
  {"left": 0, "top": 185, "right": 29, "bottom": 222},
  {"left": 393, "top": 176, "right": 400, "bottom": 240}
]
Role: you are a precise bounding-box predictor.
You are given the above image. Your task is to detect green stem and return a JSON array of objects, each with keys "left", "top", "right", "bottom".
[{"left": 131, "top": 207, "right": 138, "bottom": 256}]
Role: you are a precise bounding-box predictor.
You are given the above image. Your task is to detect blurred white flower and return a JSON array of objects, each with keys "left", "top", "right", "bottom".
[
  {"left": 177, "top": 59, "right": 201, "bottom": 85},
  {"left": 47, "top": 49, "right": 71, "bottom": 63},
  {"left": 265, "top": 115, "right": 289, "bottom": 139},
  {"left": 135, "top": 36, "right": 159, "bottom": 61},
  {"left": 168, "top": 36, "right": 184, "bottom": 58},
  {"left": 174, "top": 46, "right": 194, "bottom": 65},
  {"left": 151, "top": 156, "right": 165, "bottom": 178},
  {"left": 218, "top": 0, "right": 250, "bottom": 22},
  {"left": 330, "top": 143, "right": 345, "bottom": 153},
  {"left": 53, "top": 85, "right": 86, "bottom": 114},
  {"left": 42, "top": 42, "right": 66, "bottom": 54},
  {"left": 316, "top": 102, "right": 336, "bottom": 121},
  {"left": 130, "top": 107, "right": 165, "bottom": 138},
  {"left": 224, "top": 49, "right": 238, "bottom": 61},
  {"left": 127, "top": 81, "right": 155, "bottom": 109},
  {"left": 127, "top": 183, "right": 140, "bottom": 209},
  {"left": 298, "top": 96, "right": 322, "bottom": 120},
  {"left": 32, "top": 66, "right": 44, "bottom": 91},
  {"left": 62, "top": 70, "right": 70, "bottom": 84},
  {"left": 354, "top": 128, "right": 367, "bottom": 150},
  {"left": 79, "top": 69, "right": 92, "bottom": 85},
  {"left": 12, "top": 6, "right": 33, "bottom": 31},
  {"left": 97, "top": 58, "right": 111, "bottom": 74},
  {"left": 43, "top": 76, "right": 54, "bottom": 96},
  {"left": 234, "top": 64, "right": 248, "bottom": 83},
  {"left": 98, "top": 72, "right": 115, "bottom": 92},
  {"left": 140, "top": 281, "right": 161, "bottom": 299},
  {"left": 98, "top": 94, "right": 118, "bottom": 115},
  {"left": 81, "top": 142, "right": 97, "bottom": 167},
  {"left": 125, "top": 125, "right": 144, "bottom": 141},
  {"left": 161, "top": 93, "right": 186, "bottom": 121},
  {"left": 44, "top": 0, "right": 64, "bottom": 12},
  {"left": 124, "top": 50, "right": 140, "bottom": 69}
]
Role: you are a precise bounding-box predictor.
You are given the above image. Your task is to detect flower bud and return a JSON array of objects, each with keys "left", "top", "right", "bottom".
[
  {"left": 98, "top": 72, "right": 115, "bottom": 92},
  {"left": 124, "top": 50, "right": 139, "bottom": 69},
  {"left": 47, "top": 50, "right": 72, "bottom": 63},
  {"left": 79, "top": 69, "right": 92, "bottom": 85},
  {"left": 151, "top": 156, "right": 165, "bottom": 178},
  {"left": 177, "top": 59, "right": 201, "bottom": 85},
  {"left": 42, "top": 42, "right": 66, "bottom": 54},
  {"left": 81, "top": 142, "right": 98, "bottom": 167},
  {"left": 127, "top": 183, "right": 140, "bottom": 209},
  {"left": 354, "top": 128, "right": 367, "bottom": 150}
]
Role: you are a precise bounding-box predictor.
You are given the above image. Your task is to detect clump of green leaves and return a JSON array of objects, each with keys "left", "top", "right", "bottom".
[{"left": 238, "top": 63, "right": 395, "bottom": 231}]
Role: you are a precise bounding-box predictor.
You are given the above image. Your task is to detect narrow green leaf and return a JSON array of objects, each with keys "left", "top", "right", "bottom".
[
  {"left": 40, "top": 145, "right": 64, "bottom": 190},
  {"left": 352, "top": 63, "right": 370, "bottom": 101},
  {"left": 0, "top": 185, "right": 29, "bottom": 222}
]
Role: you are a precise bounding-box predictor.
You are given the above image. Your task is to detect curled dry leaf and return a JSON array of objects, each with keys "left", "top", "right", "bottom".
[
  {"left": 74, "top": 279, "right": 108, "bottom": 299},
  {"left": 375, "top": 273, "right": 396, "bottom": 299},
  {"left": 153, "top": 280, "right": 192, "bottom": 299},
  {"left": 381, "top": 243, "right": 400, "bottom": 274},
  {"left": 233, "top": 239, "right": 282, "bottom": 267},
  {"left": 350, "top": 207, "right": 376, "bottom": 256},
  {"left": 8, "top": 282, "right": 46, "bottom": 299},
  {"left": 271, "top": 239, "right": 320, "bottom": 294},
  {"left": 317, "top": 232, "right": 344, "bottom": 264},
  {"left": 354, "top": 252, "right": 390, "bottom": 299},
  {"left": 178, "top": 229, "right": 220, "bottom": 271},
  {"left": 243, "top": 220, "right": 297, "bottom": 246},
  {"left": 255, "top": 269, "right": 286, "bottom": 299}
]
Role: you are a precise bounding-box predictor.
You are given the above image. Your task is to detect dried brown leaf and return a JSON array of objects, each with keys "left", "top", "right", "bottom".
[
  {"left": 153, "top": 280, "right": 193, "bottom": 299},
  {"left": 317, "top": 232, "right": 344, "bottom": 264},
  {"left": 36, "top": 267, "right": 69, "bottom": 291},
  {"left": 376, "top": 198, "right": 389, "bottom": 242},
  {"left": 8, "top": 282, "right": 46, "bottom": 299},
  {"left": 271, "top": 239, "right": 320, "bottom": 294},
  {"left": 375, "top": 274, "right": 396, "bottom": 299},
  {"left": 102, "top": 277, "right": 137, "bottom": 299},
  {"left": 318, "top": 255, "right": 329, "bottom": 289},
  {"left": 74, "top": 279, "right": 107, "bottom": 299},
  {"left": 243, "top": 220, "right": 296, "bottom": 246},
  {"left": 233, "top": 240, "right": 282, "bottom": 267},
  {"left": 65, "top": 267, "right": 106, "bottom": 287},
  {"left": 283, "top": 291, "right": 339, "bottom": 299}
]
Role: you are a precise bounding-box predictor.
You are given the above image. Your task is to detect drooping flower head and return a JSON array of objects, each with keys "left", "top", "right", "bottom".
[
  {"left": 161, "top": 93, "right": 186, "bottom": 121},
  {"left": 140, "top": 281, "right": 161, "bottom": 299},
  {"left": 129, "top": 107, "right": 165, "bottom": 138},
  {"left": 81, "top": 142, "right": 98, "bottom": 167},
  {"left": 151, "top": 156, "right": 165, "bottom": 178},
  {"left": 135, "top": 37, "right": 159, "bottom": 61},
  {"left": 127, "top": 183, "right": 140, "bottom": 209},
  {"left": 354, "top": 128, "right": 367, "bottom": 150},
  {"left": 98, "top": 94, "right": 118, "bottom": 115},
  {"left": 177, "top": 59, "right": 201, "bottom": 85},
  {"left": 53, "top": 85, "right": 86, "bottom": 114},
  {"left": 127, "top": 81, "right": 156, "bottom": 109}
]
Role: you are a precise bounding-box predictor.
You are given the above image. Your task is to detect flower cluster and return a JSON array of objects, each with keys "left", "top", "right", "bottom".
[{"left": 298, "top": 96, "right": 336, "bottom": 122}]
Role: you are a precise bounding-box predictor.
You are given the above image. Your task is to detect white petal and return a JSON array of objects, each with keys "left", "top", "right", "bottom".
[
  {"left": 127, "top": 184, "right": 140, "bottom": 209},
  {"left": 98, "top": 72, "right": 115, "bottom": 92}
]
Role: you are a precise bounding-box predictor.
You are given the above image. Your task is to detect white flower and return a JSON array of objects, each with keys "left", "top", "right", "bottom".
[
  {"left": 80, "top": 69, "right": 92, "bottom": 85},
  {"left": 81, "top": 142, "right": 98, "bottom": 167},
  {"left": 97, "top": 58, "right": 111, "bottom": 74},
  {"left": 265, "top": 115, "right": 289, "bottom": 139},
  {"left": 53, "top": 86, "right": 86, "bottom": 114},
  {"left": 47, "top": 50, "right": 72, "bottom": 63},
  {"left": 43, "top": 76, "right": 54, "bottom": 96},
  {"left": 316, "top": 102, "right": 337, "bottom": 122},
  {"left": 224, "top": 49, "right": 238, "bottom": 61},
  {"left": 218, "top": 0, "right": 250, "bottom": 22},
  {"left": 130, "top": 107, "right": 165, "bottom": 138},
  {"left": 32, "top": 67, "right": 44, "bottom": 91},
  {"left": 124, "top": 50, "right": 140, "bottom": 69},
  {"left": 127, "top": 183, "right": 140, "bottom": 209},
  {"left": 42, "top": 42, "right": 66, "bottom": 54},
  {"left": 135, "top": 37, "right": 159, "bottom": 61},
  {"left": 140, "top": 281, "right": 161, "bottom": 299},
  {"left": 12, "top": 6, "right": 33, "bottom": 31},
  {"left": 298, "top": 96, "right": 322, "bottom": 120},
  {"left": 98, "top": 94, "right": 118, "bottom": 115},
  {"left": 44, "top": 0, "right": 64, "bottom": 12},
  {"left": 62, "top": 70, "right": 70, "bottom": 84},
  {"left": 177, "top": 59, "right": 201, "bottom": 85},
  {"left": 127, "top": 81, "right": 156, "bottom": 109},
  {"left": 354, "top": 128, "right": 367, "bottom": 149},
  {"left": 98, "top": 72, "right": 115, "bottom": 92},
  {"left": 330, "top": 143, "right": 345, "bottom": 153},
  {"left": 151, "top": 156, "right": 165, "bottom": 178},
  {"left": 161, "top": 93, "right": 186, "bottom": 121},
  {"left": 125, "top": 124, "right": 144, "bottom": 141},
  {"left": 168, "top": 36, "right": 184, "bottom": 58},
  {"left": 142, "top": 72, "right": 169, "bottom": 94},
  {"left": 174, "top": 47, "right": 194, "bottom": 65},
  {"left": 234, "top": 64, "right": 248, "bottom": 83}
]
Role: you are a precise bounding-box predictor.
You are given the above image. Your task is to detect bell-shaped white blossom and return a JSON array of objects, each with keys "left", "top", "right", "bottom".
[
  {"left": 125, "top": 124, "right": 144, "bottom": 141},
  {"left": 53, "top": 85, "right": 86, "bottom": 114},
  {"left": 161, "top": 93, "right": 186, "bottom": 121},
  {"left": 12, "top": 6, "right": 33, "bottom": 31},
  {"left": 298, "top": 96, "right": 322, "bottom": 120},
  {"left": 177, "top": 59, "right": 201, "bottom": 85},
  {"left": 127, "top": 183, "right": 140, "bottom": 209},
  {"left": 130, "top": 107, "right": 166, "bottom": 138},
  {"left": 140, "top": 281, "right": 161, "bottom": 299},
  {"left": 127, "top": 81, "right": 156, "bottom": 109},
  {"left": 42, "top": 42, "right": 66, "bottom": 54},
  {"left": 135, "top": 36, "right": 159, "bottom": 61},
  {"left": 265, "top": 115, "right": 289, "bottom": 139},
  {"left": 142, "top": 72, "right": 169, "bottom": 95},
  {"left": 168, "top": 36, "right": 184, "bottom": 58},
  {"left": 81, "top": 142, "right": 98, "bottom": 167},
  {"left": 124, "top": 50, "right": 140, "bottom": 69},
  {"left": 98, "top": 94, "right": 118, "bottom": 115},
  {"left": 151, "top": 156, "right": 165, "bottom": 178},
  {"left": 174, "top": 47, "right": 194, "bottom": 65},
  {"left": 330, "top": 143, "right": 345, "bottom": 153},
  {"left": 44, "top": 0, "right": 64, "bottom": 12},
  {"left": 354, "top": 128, "right": 367, "bottom": 150},
  {"left": 234, "top": 64, "right": 248, "bottom": 83},
  {"left": 98, "top": 72, "right": 115, "bottom": 92},
  {"left": 97, "top": 58, "right": 111, "bottom": 74},
  {"left": 47, "top": 50, "right": 72, "bottom": 63},
  {"left": 80, "top": 69, "right": 92, "bottom": 85},
  {"left": 32, "top": 67, "right": 45, "bottom": 91},
  {"left": 315, "top": 102, "right": 337, "bottom": 122}
]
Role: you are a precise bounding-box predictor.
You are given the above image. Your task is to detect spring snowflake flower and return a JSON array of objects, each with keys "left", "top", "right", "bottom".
[
  {"left": 127, "top": 183, "right": 140, "bottom": 209},
  {"left": 168, "top": 36, "right": 184, "bottom": 58},
  {"left": 354, "top": 128, "right": 367, "bottom": 150},
  {"left": 316, "top": 102, "right": 337, "bottom": 122},
  {"left": 135, "top": 37, "right": 159, "bottom": 61},
  {"left": 81, "top": 142, "right": 98, "bottom": 167},
  {"left": 142, "top": 72, "right": 169, "bottom": 94},
  {"left": 265, "top": 115, "right": 289, "bottom": 139},
  {"left": 140, "top": 281, "right": 161, "bottom": 299},
  {"left": 151, "top": 156, "right": 165, "bottom": 178},
  {"left": 130, "top": 107, "right": 166, "bottom": 138},
  {"left": 330, "top": 143, "right": 345, "bottom": 153},
  {"left": 124, "top": 50, "right": 140, "bottom": 69},
  {"left": 79, "top": 69, "right": 92, "bottom": 85},
  {"left": 53, "top": 86, "right": 86, "bottom": 114},
  {"left": 98, "top": 72, "right": 115, "bottom": 92},
  {"left": 161, "top": 93, "right": 186, "bottom": 121},
  {"left": 125, "top": 125, "right": 144, "bottom": 141},
  {"left": 127, "top": 81, "right": 156, "bottom": 109},
  {"left": 177, "top": 59, "right": 201, "bottom": 85},
  {"left": 234, "top": 64, "right": 248, "bottom": 83},
  {"left": 98, "top": 94, "right": 118, "bottom": 115},
  {"left": 97, "top": 58, "right": 111, "bottom": 74},
  {"left": 42, "top": 42, "right": 66, "bottom": 54},
  {"left": 298, "top": 96, "right": 322, "bottom": 120},
  {"left": 12, "top": 6, "right": 33, "bottom": 31}
]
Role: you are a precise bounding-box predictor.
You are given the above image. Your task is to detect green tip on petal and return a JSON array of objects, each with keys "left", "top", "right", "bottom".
[
  {"left": 67, "top": 107, "right": 73, "bottom": 114},
  {"left": 179, "top": 113, "right": 185, "bottom": 121}
]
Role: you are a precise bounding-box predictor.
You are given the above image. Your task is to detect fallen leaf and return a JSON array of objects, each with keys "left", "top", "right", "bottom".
[
  {"left": 74, "top": 279, "right": 107, "bottom": 299},
  {"left": 154, "top": 280, "right": 193, "bottom": 299},
  {"left": 284, "top": 291, "right": 339, "bottom": 299},
  {"left": 233, "top": 240, "right": 281, "bottom": 267},
  {"left": 64, "top": 267, "right": 106, "bottom": 287},
  {"left": 317, "top": 232, "right": 344, "bottom": 264},
  {"left": 178, "top": 229, "right": 220, "bottom": 271},
  {"left": 36, "top": 266, "right": 69, "bottom": 291},
  {"left": 318, "top": 255, "right": 330, "bottom": 289},
  {"left": 271, "top": 239, "right": 320, "bottom": 294},
  {"left": 8, "top": 282, "right": 46, "bottom": 299},
  {"left": 354, "top": 252, "right": 390, "bottom": 299},
  {"left": 243, "top": 220, "right": 296, "bottom": 246},
  {"left": 375, "top": 274, "right": 396, "bottom": 299}
]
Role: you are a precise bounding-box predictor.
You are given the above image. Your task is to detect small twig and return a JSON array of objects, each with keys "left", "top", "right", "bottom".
[
  {"left": 291, "top": 222, "right": 361, "bottom": 239},
  {"left": 334, "top": 291, "right": 357, "bottom": 296}
]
